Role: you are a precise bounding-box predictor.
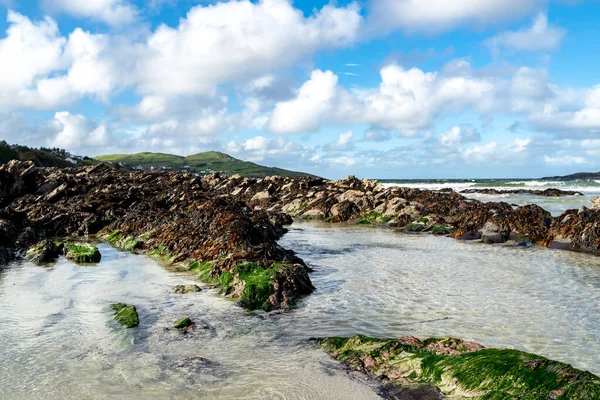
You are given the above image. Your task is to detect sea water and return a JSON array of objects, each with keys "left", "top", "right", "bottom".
[{"left": 1, "top": 223, "right": 600, "bottom": 398}]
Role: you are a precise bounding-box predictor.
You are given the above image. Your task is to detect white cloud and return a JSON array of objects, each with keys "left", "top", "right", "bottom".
[
  {"left": 268, "top": 69, "right": 341, "bottom": 133},
  {"left": 135, "top": 0, "right": 362, "bottom": 97},
  {"left": 142, "top": 108, "right": 228, "bottom": 139},
  {"left": 486, "top": 13, "right": 565, "bottom": 53},
  {"left": 362, "top": 129, "right": 391, "bottom": 142},
  {"left": 268, "top": 63, "right": 496, "bottom": 135},
  {"left": 225, "top": 135, "right": 315, "bottom": 164},
  {"left": 439, "top": 126, "right": 481, "bottom": 147},
  {"left": 544, "top": 154, "right": 587, "bottom": 165},
  {"left": 0, "top": 12, "right": 66, "bottom": 105},
  {"left": 365, "top": 0, "right": 539, "bottom": 35},
  {"left": 46, "top": 111, "right": 111, "bottom": 150},
  {"left": 325, "top": 131, "right": 354, "bottom": 151},
  {"left": 462, "top": 142, "right": 498, "bottom": 163},
  {"left": 0, "top": 13, "right": 123, "bottom": 109},
  {"left": 45, "top": 0, "right": 138, "bottom": 26}
]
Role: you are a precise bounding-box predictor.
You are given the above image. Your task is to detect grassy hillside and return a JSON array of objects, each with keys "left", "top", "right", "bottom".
[
  {"left": 95, "top": 151, "right": 315, "bottom": 178},
  {"left": 0, "top": 141, "right": 96, "bottom": 168}
]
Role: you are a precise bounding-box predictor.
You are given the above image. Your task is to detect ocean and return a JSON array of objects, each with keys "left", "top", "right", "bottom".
[{"left": 379, "top": 178, "right": 600, "bottom": 216}]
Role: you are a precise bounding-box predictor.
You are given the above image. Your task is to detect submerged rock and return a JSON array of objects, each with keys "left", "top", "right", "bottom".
[
  {"left": 65, "top": 243, "right": 101, "bottom": 264},
  {"left": 172, "top": 285, "right": 202, "bottom": 294},
  {"left": 173, "top": 317, "right": 193, "bottom": 330},
  {"left": 111, "top": 303, "right": 139, "bottom": 328},
  {"left": 318, "top": 335, "right": 600, "bottom": 399}
]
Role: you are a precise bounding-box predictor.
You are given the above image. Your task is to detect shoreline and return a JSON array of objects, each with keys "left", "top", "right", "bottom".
[{"left": 2, "top": 161, "right": 600, "bottom": 397}]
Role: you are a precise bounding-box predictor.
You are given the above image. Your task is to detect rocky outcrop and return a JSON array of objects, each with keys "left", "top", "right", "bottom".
[
  {"left": 197, "top": 172, "right": 600, "bottom": 254},
  {"left": 461, "top": 188, "right": 583, "bottom": 196},
  {"left": 319, "top": 335, "right": 600, "bottom": 399},
  {"left": 0, "top": 161, "right": 313, "bottom": 310}
]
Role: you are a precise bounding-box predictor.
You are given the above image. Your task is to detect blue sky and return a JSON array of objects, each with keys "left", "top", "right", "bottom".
[{"left": 2, "top": 0, "right": 600, "bottom": 179}]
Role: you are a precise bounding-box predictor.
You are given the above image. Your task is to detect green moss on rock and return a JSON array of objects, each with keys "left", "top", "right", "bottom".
[
  {"left": 318, "top": 335, "right": 600, "bottom": 399},
  {"left": 111, "top": 303, "right": 139, "bottom": 328},
  {"left": 190, "top": 260, "right": 295, "bottom": 311},
  {"left": 106, "top": 230, "right": 122, "bottom": 245},
  {"left": 173, "top": 284, "right": 202, "bottom": 294},
  {"left": 122, "top": 236, "right": 144, "bottom": 252},
  {"left": 25, "top": 240, "right": 62, "bottom": 263},
  {"left": 173, "top": 317, "right": 193, "bottom": 329},
  {"left": 428, "top": 224, "right": 456, "bottom": 235},
  {"left": 65, "top": 243, "right": 101, "bottom": 263},
  {"left": 404, "top": 222, "right": 427, "bottom": 232},
  {"left": 357, "top": 212, "right": 392, "bottom": 225}
]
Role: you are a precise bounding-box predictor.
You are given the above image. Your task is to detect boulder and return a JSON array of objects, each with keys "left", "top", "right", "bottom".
[{"left": 330, "top": 200, "right": 360, "bottom": 222}]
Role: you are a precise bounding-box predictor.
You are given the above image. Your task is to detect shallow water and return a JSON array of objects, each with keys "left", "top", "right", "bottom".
[
  {"left": 2, "top": 226, "right": 600, "bottom": 399},
  {"left": 0, "top": 244, "right": 381, "bottom": 400}
]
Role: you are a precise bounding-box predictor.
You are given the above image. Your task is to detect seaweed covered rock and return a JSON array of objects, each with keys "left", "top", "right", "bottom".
[
  {"left": 173, "top": 317, "right": 193, "bottom": 329},
  {"left": 319, "top": 335, "right": 600, "bottom": 399},
  {"left": 173, "top": 285, "right": 201, "bottom": 294},
  {"left": 65, "top": 243, "right": 101, "bottom": 263},
  {"left": 25, "top": 239, "right": 62, "bottom": 263},
  {"left": 191, "top": 261, "right": 314, "bottom": 311},
  {"left": 111, "top": 303, "right": 139, "bottom": 328}
]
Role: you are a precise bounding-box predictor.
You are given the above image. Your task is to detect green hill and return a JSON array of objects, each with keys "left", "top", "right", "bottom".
[
  {"left": 94, "top": 151, "right": 315, "bottom": 178},
  {"left": 0, "top": 141, "right": 97, "bottom": 168}
]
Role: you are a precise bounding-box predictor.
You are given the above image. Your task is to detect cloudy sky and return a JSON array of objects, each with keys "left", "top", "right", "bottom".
[{"left": 1, "top": 0, "right": 600, "bottom": 178}]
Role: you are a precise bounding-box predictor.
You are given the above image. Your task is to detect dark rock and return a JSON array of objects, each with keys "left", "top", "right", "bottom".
[
  {"left": 455, "top": 232, "right": 482, "bottom": 241},
  {"left": 25, "top": 239, "right": 62, "bottom": 263}
]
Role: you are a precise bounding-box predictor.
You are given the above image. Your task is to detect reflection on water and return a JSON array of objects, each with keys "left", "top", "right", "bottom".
[
  {"left": 2, "top": 225, "right": 600, "bottom": 399},
  {"left": 0, "top": 244, "right": 380, "bottom": 400},
  {"left": 279, "top": 224, "right": 600, "bottom": 374}
]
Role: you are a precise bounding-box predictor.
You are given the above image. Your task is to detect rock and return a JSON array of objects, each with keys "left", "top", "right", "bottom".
[
  {"left": 339, "top": 190, "right": 371, "bottom": 210},
  {"left": 174, "top": 317, "right": 193, "bottom": 329},
  {"left": 25, "top": 239, "right": 62, "bottom": 263},
  {"left": 65, "top": 243, "right": 102, "bottom": 263},
  {"left": 111, "top": 303, "right": 139, "bottom": 328},
  {"left": 301, "top": 209, "right": 325, "bottom": 220},
  {"left": 592, "top": 197, "right": 600, "bottom": 209},
  {"left": 480, "top": 221, "right": 509, "bottom": 244},
  {"left": 173, "top": 285, "right": 202, "bottom": 294},
  {"left": 455, "top": 232, "right": 482, "bottom": 241},
  {"left": 330, "top": 200, "right": 360, "bottom": 222},
  {"left": 319, "top": 335, "right": 600, "bottom": 399},
  {"left": 251, "top": 190, "right": 271, "bottom": 202}
]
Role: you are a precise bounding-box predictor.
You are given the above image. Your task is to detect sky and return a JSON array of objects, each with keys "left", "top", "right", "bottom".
[{"left": 1, "top": 0, "right": 600, "bottom": 179}]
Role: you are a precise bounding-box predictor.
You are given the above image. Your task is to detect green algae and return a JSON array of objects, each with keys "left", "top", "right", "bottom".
[
  {"left": 106, "top": 230, "right": 122, "bottom": 245},
  {"left": 25, "top": 240, "right": 62, "bottom": 264},
  {"left": 190, "top": 260, "right": 294, "bottom": 311},
  {"left": 428, "top": 224, "right": 456, "bottom": 235},
  {"left": 173, "top": 317, "right": 193, "bottom": 329},
  {"left": 110, "top": 303, "right": 139, "bottom": 328},
  {"left": 122, "top": 236, "right": 144, "bottom": 252},
  {"left": 404, "top": 222, "right": 427, "bottom": 232},
  {"left": 357, "top": 212, "right": 392, "bottom": 225},
  {"left": 172, "top": 284, "right": 202, "bottom": 294},
  {"left": 319, "top": 335, "right": 600, "bottom": 399},
  {"left": 65, "top": 243, "right": 101, "bottom": 263},
  {"left": 106, "top": 230, "right": 145, "bottom": 252}
]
